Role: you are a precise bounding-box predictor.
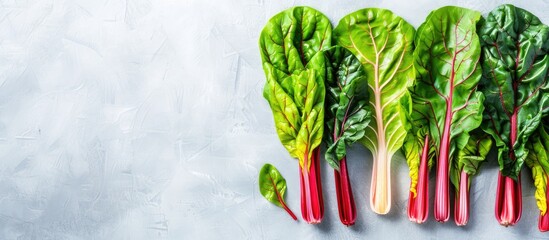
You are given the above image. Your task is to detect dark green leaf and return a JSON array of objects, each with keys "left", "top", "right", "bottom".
[
  {"left": 479, "top": 4, "right": 549, "bottom": 179},
  {"left": 323, "top": 46, "right": 371, "bottom": 170}
]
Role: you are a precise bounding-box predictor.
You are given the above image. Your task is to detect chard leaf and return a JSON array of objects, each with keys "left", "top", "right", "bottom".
[
  {"left": 479, "top": 4, "right": 549, "bottom": 179},
  {"left": 324, "top": 46, "right": 371, "bottom": 170},
  {"left": 413, "top": 6, "right": 484, "bottom": 168},
  {"left": 259, "top": 7, "right": 332, "bottom": 169},
  {"left": 333, "top": 8, "right": 415, "bottom": 214},
  {"left": 259, "top": 163, "right": 289, "bottom": 207},
  {"left": 259, "top": 163, "right": 298, "bottom": 220},
  {"left": 525, "top": 125, "right": 549, "bottom": 215}
]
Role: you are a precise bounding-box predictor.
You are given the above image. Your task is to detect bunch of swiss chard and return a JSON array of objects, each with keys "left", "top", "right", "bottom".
[
  {"left": 259, "top": 6, "right": 332, "bottom": 224},
  {"left": 479, "top": 4, "right": 549, "bottom": 227},
  {"left": 257, "top": 4, "right": 549, "bottom": 228}
]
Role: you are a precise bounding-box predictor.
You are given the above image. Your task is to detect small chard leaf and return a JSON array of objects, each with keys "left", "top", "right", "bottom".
[
  {"left": 479, "top": 4, "right": 549, "bottom": 179},
  {"left": 334, "top": 8, "right": 415, "bottom": 214},
  {"left": 260, "top": 7, "right": 331, "bottom": 169},
  {"left": 258, "top": 164, "right": 297, "bottom": 220},
  {"left": 323, "top": 46, "right": 371, "bottom": 170}
]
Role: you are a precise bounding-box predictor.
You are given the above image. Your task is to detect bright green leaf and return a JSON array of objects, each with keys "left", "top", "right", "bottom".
[
  {"left": 259, "top": 163, "right": 289, "bottom": 208},
  {"left": 259, "top": 7, "right": 332, "bottom": 169}
]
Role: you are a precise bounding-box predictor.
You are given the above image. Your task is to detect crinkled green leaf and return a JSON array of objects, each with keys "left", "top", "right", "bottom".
[
  {"left": 479, "top": 4, "right": 549, "bottom": 179},
  {"left": 259, "top": 163, "right": 289, "bottom": 208},
  {"left": 450, "top": 130, "right": 493, "bottom": 190},
  {"left": 323, "top": 46, "right": 371, "bottom": 170},
  {"left": 457, "top": 131, "right": 492, "bottom": 175},
  {"left": 526, "top": 125, "right": 549, "bottom": 215},
  {"left": 334, "top": 8, "right": 415, "bottom": 214},
  {"left": 413, "top": 6, "right": 484, "bottom": 167},
  {"left": 259, "top": 7, "right": 332, "bottom": 76},
  {"left": 259, "top": 7, "right": 332, "bottom": 169}
]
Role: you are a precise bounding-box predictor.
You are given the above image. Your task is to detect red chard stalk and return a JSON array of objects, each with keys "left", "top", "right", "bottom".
[
  {"left": 333, "top": 157, "right": 356, "bottom": 226},
  {"left": 540, "top": 179, "right": 549, "bottom": 232},
  {"left": 495, "top": 173, "right": 522, "bottom": 226},
  {"left": 300, "top": 148, "right": 324, "bottom": 223},
  {"left": 405, "top": 134, "right": 432, "bottom": 224},
  {"left": 454, "top": 170, "right": 469, "bottom": 226}
]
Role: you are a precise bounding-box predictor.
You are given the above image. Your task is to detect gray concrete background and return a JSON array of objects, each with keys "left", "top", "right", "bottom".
[{"left": 0, "top": 0, "right": 548, "bottom": 239}]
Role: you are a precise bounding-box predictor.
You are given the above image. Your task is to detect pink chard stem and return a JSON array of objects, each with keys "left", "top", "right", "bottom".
[
  {"left": 435, "top": 101, "right": 453, "bottom": 223},
  {"left": 334, "top": 156, "right": 356, "bottom": 226},
  {"left": 539, "top": 175, "right": 549, "bottom": 232},
  {"left": 495, "top": 173, "right": 522, "bottom": 226},
  {"left": 408, "top": 135, "right": 430, "bottom": 224},
  {"left": 299, "top": 147, "right": 324, "bottom": 224},
  {"left": 495, "top": 110, "right": 522, "bottom": 226},
  {"left": 454, "top": 170, "right": 470, "bottom": 226}
]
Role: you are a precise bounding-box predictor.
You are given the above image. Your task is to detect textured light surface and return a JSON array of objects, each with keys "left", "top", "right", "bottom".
[{"left": 0, "top": 0, "right": 548, "bottom": 239}]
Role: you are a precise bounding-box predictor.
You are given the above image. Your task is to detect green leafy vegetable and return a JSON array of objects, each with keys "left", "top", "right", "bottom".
[
  {"left": 258, "top": 164, "right": 298, "bottom": 220},
  {"left": 333, "top": 8, "right": 415, "bottom": 215},
  {"left": 479, "top": 3, "right": 549, "bottom": 180},
  {"left": 323, "top": 46, "right": 371, "bottom": 225},
  {"left": 413, "top": 6, "right": 484, "bottom": 222},
  {"left": 259, "top": 6, "right": 331, "bottom": 224},
  {"left": 479, "top": 4, "right": 549, "bottom": 226},
  {"left": 324, "top": 46, "right": 371, "bottom": 170}
]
